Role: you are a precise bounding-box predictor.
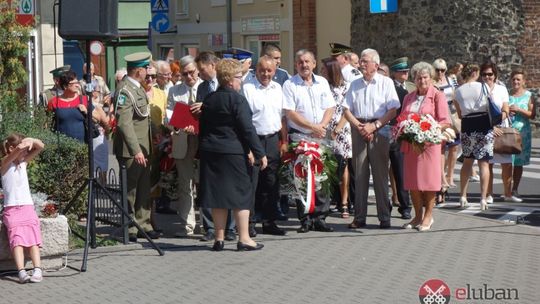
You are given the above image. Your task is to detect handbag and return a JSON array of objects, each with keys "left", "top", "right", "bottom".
[
  {"left": 493, "top": 119, "right": 522, "bottom": 154},
  {"left": 80, "top": 96, "right": 101, "bottom": 140},
  {"left": 482, "top": 83, "right": 502, "bottom": 127}
]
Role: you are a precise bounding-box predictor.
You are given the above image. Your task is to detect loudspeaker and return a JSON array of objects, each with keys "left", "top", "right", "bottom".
[{"left": 58, "top": 0, "right": 119, "bottom": 41}]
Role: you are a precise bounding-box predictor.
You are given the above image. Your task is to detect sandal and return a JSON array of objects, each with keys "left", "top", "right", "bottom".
[
  {"left": 436, "top": 187, "right": 448, "bottom": 205},
  {"left": 341, "top": 207, "right": 350, "bottom": 218}
]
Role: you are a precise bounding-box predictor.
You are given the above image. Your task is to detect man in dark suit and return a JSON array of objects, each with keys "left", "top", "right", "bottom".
[
  {"left": 388, "top": 57, "right": 415, "bottom": 219},
  {"left": 194, "top": 51, "right": 237, "bottom": 242}
]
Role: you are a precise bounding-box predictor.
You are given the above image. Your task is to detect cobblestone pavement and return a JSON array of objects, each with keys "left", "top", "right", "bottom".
[{"left": 2, "top": 203, "right": 539, "bottom": 304}]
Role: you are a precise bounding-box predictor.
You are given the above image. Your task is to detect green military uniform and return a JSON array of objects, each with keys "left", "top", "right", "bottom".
[
  {"left": 113, "top": 52, "right": 153, "bottom": 235},
  {"left": 390, "top": 57, "right": 417, "bottom": 93}
]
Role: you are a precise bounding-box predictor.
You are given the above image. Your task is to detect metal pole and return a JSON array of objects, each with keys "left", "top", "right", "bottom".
[{"left": 226, "top": 0, "right": 232, "bottom": 49}]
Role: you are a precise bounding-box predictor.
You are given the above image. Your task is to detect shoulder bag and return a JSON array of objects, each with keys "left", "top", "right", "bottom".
[
  {"left": 493, "top": 118, "right": 522, "bottom": 154},
  {"left": 482, "top": 83, "right": 502, "bottom": 127}
]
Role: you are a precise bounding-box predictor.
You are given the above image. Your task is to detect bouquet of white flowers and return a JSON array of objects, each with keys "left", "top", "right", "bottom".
[{"left": 392, "top": 112, "right": 449, "bottom": 153}]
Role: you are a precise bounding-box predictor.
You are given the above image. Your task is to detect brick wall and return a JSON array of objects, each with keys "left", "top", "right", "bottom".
[
  {"left": 517, "top": 0, "right": 540, "bottom": 89},
  {"left": 293, "top": 0, "right": 317, "bottom": 58}
]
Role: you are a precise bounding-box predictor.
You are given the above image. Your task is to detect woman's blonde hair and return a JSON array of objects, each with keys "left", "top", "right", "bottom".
[{"left": 216, "top": 58, "right": 242, "bottom": 87}]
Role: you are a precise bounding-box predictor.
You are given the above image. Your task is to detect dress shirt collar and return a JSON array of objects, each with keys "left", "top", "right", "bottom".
[
  {"left": 126, "top": 76, "right": 141, "bottom": 88},
  {"left": 291, "top": 73, "right": 323, "bottom": 86},
  {"left": 252, "top": 77, "right": 277, "bottom": 90}
]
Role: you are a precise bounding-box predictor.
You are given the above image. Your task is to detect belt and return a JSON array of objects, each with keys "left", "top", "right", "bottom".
[
  {"left": 258, "top": 131, "right": 279, "bottom": 139},
  {"left": 355, "top": 118, "right": 378, "bottom": 123}
]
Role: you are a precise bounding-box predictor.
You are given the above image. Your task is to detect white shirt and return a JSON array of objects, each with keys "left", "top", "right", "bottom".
[
  {"left": 490, "top": 83, "right": 509, "bottom": 111},
  {"left": 341, "top": 64, "right": 362, "bottom": 83},
  {"left": 166, "top": 78, "right": 203, "bottom": 120},
  {"left": 455, "top": 82, "right": 490, "bottom": 116},
  {"left": 343, "top": 73, "right": 400, "bottom": 119},
  {"left": 282, "top": 74, "right": 335, "bottom": 134},
  {"left": 242, "top": 78, "right": 283, "bottom": 136},
  {"left": 1, "top": 162, "right": 33, "bottom": 207}
]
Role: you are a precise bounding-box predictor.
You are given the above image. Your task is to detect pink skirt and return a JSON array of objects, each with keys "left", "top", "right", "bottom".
[{"left": 2, "top": 205, "right": 42, "bottom": 250}]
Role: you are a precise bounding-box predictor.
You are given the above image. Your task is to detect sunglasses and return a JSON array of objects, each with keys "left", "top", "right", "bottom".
[
  {"left": 435, "top": 69, "right": 446, "bottom": 73},
  {"left": 146, "top": 74, "right": 157, "bottom": 80},
  {"left": 182, "top": 70, "right": 197, "bottom": 77},
  {"left": 482, "top": 72, "right": 494, "bottom": 77}
]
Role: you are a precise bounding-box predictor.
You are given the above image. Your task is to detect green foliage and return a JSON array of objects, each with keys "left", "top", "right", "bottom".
[
  {"left": 0, "top": 0, "right": 32, "bottom": 111},
  {"left": 0, "top": 108, "right": 89, "bottom": 215}
]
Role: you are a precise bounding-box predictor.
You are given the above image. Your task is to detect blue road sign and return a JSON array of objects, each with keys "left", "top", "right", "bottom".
[
  {"left": 152, "top": 13, "right": 169, "bottom": 32},
  {"left": 370, "top": 0, "right": 398, "bottom": 14},
  {"left": 151, "top": 0, "right": 169, "bottom": 13}
]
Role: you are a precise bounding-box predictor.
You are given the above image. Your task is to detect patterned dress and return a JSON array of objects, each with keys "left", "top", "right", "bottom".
[
  {"left": 510, "top": 91, "right": 532, "bottom": 166},
  {"left": 327, "top": 84, "right": 352, "bottom": 158}
]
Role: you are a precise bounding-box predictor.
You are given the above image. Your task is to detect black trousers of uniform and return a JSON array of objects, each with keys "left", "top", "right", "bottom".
[{"left": 389, "top": 141, "right": 411, "bottom": 214}]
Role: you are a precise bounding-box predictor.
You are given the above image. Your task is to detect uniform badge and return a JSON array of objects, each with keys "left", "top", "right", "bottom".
[{"left": 118, "top": 94, "right": 126, "bottom": 105}]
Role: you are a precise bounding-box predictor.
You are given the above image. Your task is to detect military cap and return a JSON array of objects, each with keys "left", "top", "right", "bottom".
[
  {"left": 49, "top": 65, "right": 71, "bottom": 78},
  {"left": 124, "top": 52, "right": 152, "bottom": 68},
  {"left": 390, "top": 57, "right": 410, "bottom": 71},
  {"left": 330, "top": 43, "right": 352, "bottom": 56},
  {"left": 222, "top": 47, "right": 253, "bottom": 62}
]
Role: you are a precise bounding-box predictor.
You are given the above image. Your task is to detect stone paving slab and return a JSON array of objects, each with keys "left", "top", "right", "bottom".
[{"left": 1, "top": 205, "right": 539, "bottom": 304}]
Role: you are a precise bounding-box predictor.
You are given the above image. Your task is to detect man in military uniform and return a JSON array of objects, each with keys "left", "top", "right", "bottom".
[
  {"left": 330, "top": 43, "right": 362, "bottom": 83},
  {"left": 38, "top": 65, "right": 70, "bottom": 107},
  {"left": 113, "top": 52, "right": 160, "bottom": 241}
]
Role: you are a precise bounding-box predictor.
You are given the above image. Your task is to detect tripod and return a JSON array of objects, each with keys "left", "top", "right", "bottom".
[{"left": 61, "top": 40, "right": 164, "bottom": 272}]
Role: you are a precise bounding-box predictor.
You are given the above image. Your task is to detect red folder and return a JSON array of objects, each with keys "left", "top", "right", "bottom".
[{"left": 169, "top": 102, "right": 199, "bottom": 134}]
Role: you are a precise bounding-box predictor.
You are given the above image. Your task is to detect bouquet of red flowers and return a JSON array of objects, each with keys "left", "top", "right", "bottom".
[{"left": 392, "top": 112, "right": 444, "bottom": 153}]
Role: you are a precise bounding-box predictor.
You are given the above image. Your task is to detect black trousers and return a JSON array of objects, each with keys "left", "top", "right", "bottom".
[
  {"left": 389, "top": 141, "right": 411, "bottom": 213},
  {"left": 251, "top": 133, "right": 280, "bottom": 222}
]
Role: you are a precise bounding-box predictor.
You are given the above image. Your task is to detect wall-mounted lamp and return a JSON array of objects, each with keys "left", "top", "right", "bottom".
[{"left": 196, "top": 13, "right": 200, "bottom": 24}]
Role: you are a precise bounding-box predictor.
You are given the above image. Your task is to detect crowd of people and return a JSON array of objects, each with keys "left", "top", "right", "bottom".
[{"left": 3, "top": 43, "right": 537, "bottom": 280}]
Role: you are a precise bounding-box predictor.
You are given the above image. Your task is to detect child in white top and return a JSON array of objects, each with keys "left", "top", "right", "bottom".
[{"left": 1, "top": 133, "right": 45, "bottom": 283}]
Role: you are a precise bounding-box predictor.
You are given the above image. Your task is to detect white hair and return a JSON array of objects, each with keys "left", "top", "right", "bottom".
[
  {"left": 432, "top": 58, "right": 447, "bottom": 70},
  {"left": 411, "top": 62, "right": 435, "bottom": 80},
  {"left": 360, "top": 48, "right": 380, "bottom": 65},
  {"left": 153, "top": 60, "right": 170, "bottom": 73},
  {"left": 294, "top": 49, "right": 316, "bottom": 63},
  {"left": 115, "top": 68, "right": 127, "bottom": 80},
  {"left": 179, "top": 55, "right": 195, "bottom": 69}
]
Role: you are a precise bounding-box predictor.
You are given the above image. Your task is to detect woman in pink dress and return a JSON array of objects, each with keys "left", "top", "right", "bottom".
[{"left": 400, "top": 62, "right": 451, "bottom": 231}]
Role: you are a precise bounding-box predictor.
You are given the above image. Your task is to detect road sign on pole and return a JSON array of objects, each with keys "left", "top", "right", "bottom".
[
  {"left": 151, "top": 0, "right": 168, "bottom": 12},
  {"left": 370, "top": 0, "right": 398, "bottom": 14},
  {"left": 151, "top": 13, "right": 169, "bottom": 32}
]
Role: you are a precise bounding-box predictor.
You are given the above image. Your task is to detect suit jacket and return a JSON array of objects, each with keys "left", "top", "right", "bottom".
[
  {"left": 113, "top": 77, "right": 152, "bottom": 158},
  {"left": 196, "top": 79, "right": 213, "bottom": 103},
  {"left": 199, "top": 87, "right": 265, "bottom": 159},
  {"left": 273, "top": 68, "right": 290, "bottom": 86}
]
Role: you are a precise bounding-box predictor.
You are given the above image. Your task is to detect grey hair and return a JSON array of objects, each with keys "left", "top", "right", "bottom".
[
  {"left": 410, "top": 61, "right": 435, "bottom": 80},
  {"left": 115, "top": 68, "right": 127, "bottom": 80},
  {"left": 360, "top": 48, "right": 380, "bottom": 65},
  {"left": 153, "top": 60, "right": 170, "bottom": 72},
  {"left": 432, "top": 58, "right": 447, "bottom": 70},
  {"left": 295, "top": 49, "right": 316, "bottom": 63},
  {"left": 179, "top": 55, "right": 195, "bottom": 69}
]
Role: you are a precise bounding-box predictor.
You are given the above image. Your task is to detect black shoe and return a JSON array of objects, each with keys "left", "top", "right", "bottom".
[
  {"left": 156, "top": 207, "right": 177, "bottom": 215},
  {"left": 297, "top": 223, "right": 311, "bottom": 233},
  {"left": 313, "top": 220, "right": 334, "bottom": 232},
  {"left": 128, "top": 234, "right": 137, "bottom": 242},
  {"left": 379, "top": 221, "right": 391, "bottom": 229},
  {"left": 200, "top": 231, "right": 215, "bottom": 242},
  {"left": 137, "top": 230, "right": 160, "bottom": 239},
  {"left": 276, "top": 213, "right": 289, "bottom": 221},
  {"left": 237, "top": 241, "right": 264, "bottom": 251},
  {"left": 348, "top": 220, "right": 366, "bottom": 229},
  {"left": 225, "top": 230, "right": 237, "bottom": 241},
  {"left": 212, "top": 241, "right": 224, "bottom": 251},
  {"left": 399, "top": 210, "right": 412, "bottom": 220},
  {"left": 262, "top": 222, "right": 287, "bottom": 236},
  {"left": 249, "top": 224, "right": 257, "bottom": 238}
]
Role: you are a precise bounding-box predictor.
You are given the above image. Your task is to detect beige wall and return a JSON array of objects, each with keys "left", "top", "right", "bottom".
[{"left": 315, "top": 0, "right": 351, "bottom": 61}]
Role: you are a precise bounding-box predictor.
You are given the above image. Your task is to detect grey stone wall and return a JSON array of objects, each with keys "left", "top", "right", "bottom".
[{"left": 351, "top": 0, "right": 539, "bottom": 135}]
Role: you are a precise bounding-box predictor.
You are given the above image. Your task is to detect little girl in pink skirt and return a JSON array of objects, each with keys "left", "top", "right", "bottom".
[{"left": 1, "top": 133, "right": 45, "bottom": 283}]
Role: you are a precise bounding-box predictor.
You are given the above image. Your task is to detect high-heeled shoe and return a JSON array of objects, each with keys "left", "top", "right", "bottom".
[
  {"left": 212, "top": 240, "right": 224, "bottom": 251},
  {"left": 459, "top": 197, "right": 468, "bottom": 208},
  {"left": 401, "top": 222, "right": 420, "bottom": 229},
  {"left": 436, "top": 187, "right": 448, "bottom": 205},
  {"left": 417, "top": 218, "right": 434, "bottom": 232},
  {"left": 237, "top": 241, "right": 264, "bottom": 251},
  {"left": 480, "top": 199, "right": 489, "bottom": 211}
]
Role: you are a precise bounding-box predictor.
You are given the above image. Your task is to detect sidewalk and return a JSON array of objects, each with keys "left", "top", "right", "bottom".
[{"left": 2, "top": 203, "right": 539, "bottom": 304}]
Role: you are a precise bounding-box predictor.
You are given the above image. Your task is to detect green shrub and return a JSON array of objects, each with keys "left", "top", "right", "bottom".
[{"left": 0, "top": 108, "right": 89, "bottom": 215}]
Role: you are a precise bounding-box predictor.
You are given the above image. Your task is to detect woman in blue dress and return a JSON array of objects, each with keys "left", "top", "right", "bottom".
[{"left": 508, "top": 69, "right": 536, "bottom": 199}]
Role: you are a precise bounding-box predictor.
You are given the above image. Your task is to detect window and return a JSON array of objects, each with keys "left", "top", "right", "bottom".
[{"left": 176, "top": 0, "right": 189, "bottom": 18}]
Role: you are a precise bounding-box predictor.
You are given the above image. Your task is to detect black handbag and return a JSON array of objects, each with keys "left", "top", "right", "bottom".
[{"left": 80, "top": 96, "right": 101, "bottom": 140}]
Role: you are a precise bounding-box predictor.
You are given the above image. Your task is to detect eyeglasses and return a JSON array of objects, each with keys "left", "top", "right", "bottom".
[
  {"left": 435, "top": 69, "right": 446, "bottom": 73},
  {"left": 482, "top": 72, "right": 494, "bottom": 77},
  {"left": 182, "top": 70, "right": 197, "bottom": 77}
]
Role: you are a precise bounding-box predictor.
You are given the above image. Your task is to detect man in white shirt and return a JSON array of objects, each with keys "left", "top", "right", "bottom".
[
  {"left": 330, "top": 43, "right": 362, "bottom": 83},
  {"left": 283, "top": 49, "right": 335, "bottom": 233},
  {"left": 343, "top": 48, "right": 400, "bottom": 229},
  {"left": 166, "top": 55, "right": 202, "bottom": 237},
  {"left": 243, "top": 55, "right": 288, "bottom": 236}
]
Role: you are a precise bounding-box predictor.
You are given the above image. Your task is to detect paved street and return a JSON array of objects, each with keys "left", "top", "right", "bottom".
[{"left": 1, "top": 140, "right": 539, "bottom": 304}]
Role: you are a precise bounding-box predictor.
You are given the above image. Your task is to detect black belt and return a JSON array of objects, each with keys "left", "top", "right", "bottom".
[
  {"left": 258, "top": 132, "right": 279, "bottom": 139},
  {"left": 355, "top": 118, "right": 378, "bottom": 123}
]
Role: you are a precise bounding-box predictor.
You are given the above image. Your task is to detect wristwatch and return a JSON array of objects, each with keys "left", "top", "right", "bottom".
[{"left": 374, "top": 120, "right": 382, "bottom": 130}]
